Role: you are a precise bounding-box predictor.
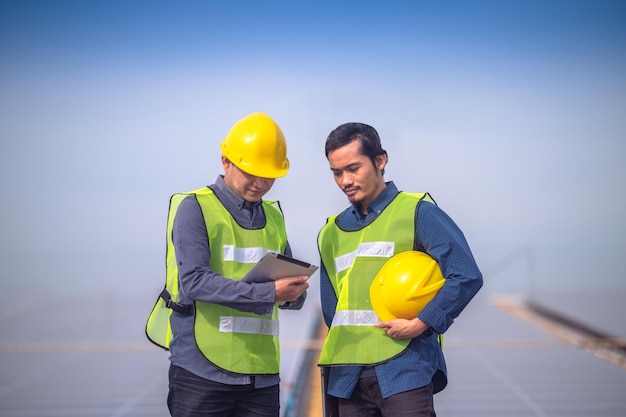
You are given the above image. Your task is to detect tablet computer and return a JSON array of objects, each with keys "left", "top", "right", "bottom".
[{"left": 242, "top": 252, "right": 318, "bottom": 283}]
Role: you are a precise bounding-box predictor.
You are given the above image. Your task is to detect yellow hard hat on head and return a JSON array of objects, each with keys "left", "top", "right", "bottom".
[
  {"left": 370, "top": 251, "right": 445, "bottom": 322},
  {"left": 220, "top": 112, "right": 290, "bottom": 178}
]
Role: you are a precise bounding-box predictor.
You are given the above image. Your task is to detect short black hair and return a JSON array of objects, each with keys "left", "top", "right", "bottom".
[{"left": 325, "top": 122, "right": 388, "bottom": 175}]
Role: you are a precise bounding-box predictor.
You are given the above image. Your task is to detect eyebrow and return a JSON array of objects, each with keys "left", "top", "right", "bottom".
[{"left": 330, "top": 162, "right": 361, "bottom": 172}]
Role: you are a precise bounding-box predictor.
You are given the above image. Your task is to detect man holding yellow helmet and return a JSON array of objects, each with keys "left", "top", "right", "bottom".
[
  {"left": 317, "top": 122, "right": 482, "bottom": 417},
  {"left": 147, "top": 112, "right": 309, "bottom": 417}
]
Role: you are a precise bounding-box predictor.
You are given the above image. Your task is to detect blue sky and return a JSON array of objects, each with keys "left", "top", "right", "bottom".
[{"left": 1, "top": 0, "right": 625, "bottom": 299}]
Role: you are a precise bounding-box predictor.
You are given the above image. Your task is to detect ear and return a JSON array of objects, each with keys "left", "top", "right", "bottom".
[
  {"left": 221, "top": 155, "right": 232, "bottom": 170},
  {"left": 375, "top": 152, "right": 388, "bottom": 172}
]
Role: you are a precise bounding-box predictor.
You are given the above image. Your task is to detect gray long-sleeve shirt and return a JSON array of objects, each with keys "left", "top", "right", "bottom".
[{"left": 168, "top": 175, "right": 306, "bottom": 387}]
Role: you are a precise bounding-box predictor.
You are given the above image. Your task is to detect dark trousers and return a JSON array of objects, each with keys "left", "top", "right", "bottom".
[
  {"left": 167, "top": 365, "right": 280, "bottom": 417},
  {"left": 337, "top": 376, "right": 436, "bottom": 417}
]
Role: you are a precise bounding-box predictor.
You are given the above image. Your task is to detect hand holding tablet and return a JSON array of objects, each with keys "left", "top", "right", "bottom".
[
  {"left": 241, "top": 252, "right": 318, "bottom": 283},
  {"left": 242, "top": 252, "right": 318, "bottom": 304}
]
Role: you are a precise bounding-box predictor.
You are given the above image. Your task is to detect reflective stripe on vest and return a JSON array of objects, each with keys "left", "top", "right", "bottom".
[
  {"left": 317, "top": 192, "right": 433, "bottom": 366},
  {"left": 334, "top": 241, "right": 395, "bottom": 273},
  {"left": 220, "top": 316, "right": 280, "bottom": 336},
  {"left": 331, "top": 310, "right": 379, "bottom": 326},
  {"left": 222, "top": 245, "right": 276, "bottom": 263}
]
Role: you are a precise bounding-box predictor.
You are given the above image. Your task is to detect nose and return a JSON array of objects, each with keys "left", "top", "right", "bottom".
[
  {"left": 252, "top": 175, "right": 274, "bottom": 189},
  {"left": 341, "top": 173, "right": 353, "bottom": 187}
]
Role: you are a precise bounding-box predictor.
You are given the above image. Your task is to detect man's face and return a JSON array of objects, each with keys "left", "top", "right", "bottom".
[
  {"left": 327, "top": 139, "right": 387, "bottom": 213},
  {"left": 222, "top": 156, "right": 275, "bottom": 202}
]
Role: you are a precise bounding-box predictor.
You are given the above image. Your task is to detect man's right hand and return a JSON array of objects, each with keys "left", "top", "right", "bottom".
[{"left": 274, "top": 275, "right": 309, "bottom": 303}]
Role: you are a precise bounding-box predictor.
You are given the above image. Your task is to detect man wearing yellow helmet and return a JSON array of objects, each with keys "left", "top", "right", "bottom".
[
  {"left": 147, "top": 112, "right": 309, "bottom": 417},
  {"left": 317, "top": 122, "right": 482, "bottom": 417}
]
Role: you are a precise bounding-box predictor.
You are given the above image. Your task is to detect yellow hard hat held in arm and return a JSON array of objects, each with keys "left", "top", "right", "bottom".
[
  {"left": 220, "top": 112, "right": 290, "bottom": 178},
  {"left": 370, "top": 251, "right": 445, "bottom": 322}
]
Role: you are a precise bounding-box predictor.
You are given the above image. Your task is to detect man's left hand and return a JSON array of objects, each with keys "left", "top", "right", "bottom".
[{"left": 375, "top": 317, "right": 430, "bottom": 339}]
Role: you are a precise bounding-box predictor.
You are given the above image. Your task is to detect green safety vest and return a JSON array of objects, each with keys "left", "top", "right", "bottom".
[
  {"left": 146, "top": 186, "right": 287, "bottom": 375},
  {"left": 317, "top": 192, "right": 435, "bottom": 366}
]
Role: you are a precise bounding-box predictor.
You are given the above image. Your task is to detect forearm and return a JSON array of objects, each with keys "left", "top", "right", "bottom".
[
  {"left": 179, "top": 264, "right": 276, "bottom": 315},
  {"left": 416, "top": 202, "right": 483, "bottom": 333}
]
